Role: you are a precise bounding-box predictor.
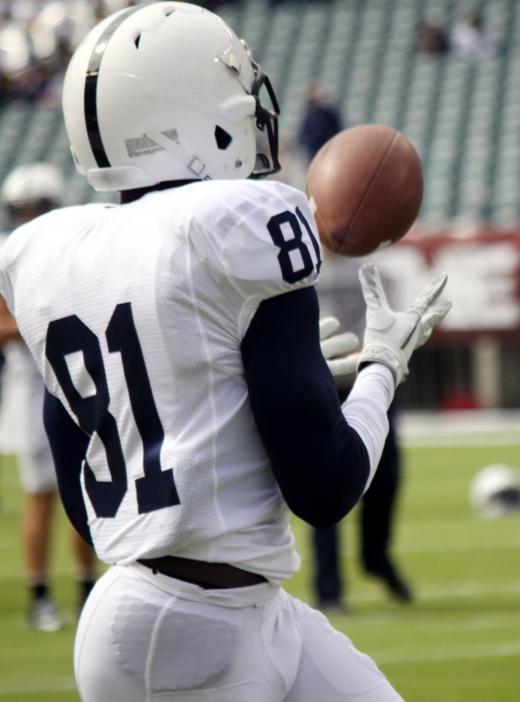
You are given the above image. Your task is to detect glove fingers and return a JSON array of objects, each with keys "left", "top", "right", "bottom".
[
  {"left": 319, "top": 316, "right": 341, "bottom": 340},
  {"left": 359, "top": 264, "right": 389, "bottom": 310},
  {"left": 413, "top": 273, "right": 448, "bottom": 316},
  {"left": 422, "top": 300, "right": 452, "bottom": 330},
  {"left": 327, "top": 353, "right": 360, "bottom": 378},
  {"left": 416, "top": 301, "right": 452, "bottom": 348},
  {"left": 321, "top": 332, "right": 359, "bottom": 359}
]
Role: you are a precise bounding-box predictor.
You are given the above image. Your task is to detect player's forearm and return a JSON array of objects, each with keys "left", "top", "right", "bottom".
[
  {"left": 242, "top": 287, "right": 381, "bottom": 528},
  {"left": 266, "top": 398, "right": 372, "bottom": 528},
  {"left": 341, "top": 363, "right": 394, "bottom": 493}
]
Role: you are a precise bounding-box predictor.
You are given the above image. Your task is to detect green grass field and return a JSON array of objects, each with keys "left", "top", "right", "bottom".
[{"left": 1, "top": 428, "right": 519, "bottom": 701}]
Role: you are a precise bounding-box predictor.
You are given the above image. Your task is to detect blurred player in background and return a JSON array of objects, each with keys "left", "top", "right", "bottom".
[
  {"left": 297, "top": 85, "right": 412, "bottom": 611},
  {"left": 298, "top": 82, "right": 343, "bottom": 164},
  {"left": 314, "top": 252, "right": 412, "bottom": 612},
  {"left": 0, "top": 4, "right": 449, "bottom": 700},
  {"left": 0, "top": 163, "right": 97, "bottom": 632}
]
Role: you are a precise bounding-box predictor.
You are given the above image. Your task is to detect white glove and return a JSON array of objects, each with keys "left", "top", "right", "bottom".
[
  {"left": 319, "top": 316, "right": 360, "bottom": 379},
  {"left": 358, "top": 264, "right": 451, "bottom": 387}
]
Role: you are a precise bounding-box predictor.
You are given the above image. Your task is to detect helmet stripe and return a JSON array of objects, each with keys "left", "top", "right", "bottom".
[{"left": 84, "top": 5, "right": 144, "bottom": 169}]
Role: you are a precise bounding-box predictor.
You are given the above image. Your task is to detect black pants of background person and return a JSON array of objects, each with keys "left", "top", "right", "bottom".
[{"left": 312, "top": 403, "right": 412, "bottom": 609}]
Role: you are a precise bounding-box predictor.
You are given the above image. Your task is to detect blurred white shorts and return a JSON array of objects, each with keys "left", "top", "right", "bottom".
[
  {"left": 0, "top": 354, "right": 57, "bottom": 494},
  {"left": 16, "top": 445, "right": 57, "bottom": 494},
  {"left": 74, "top": 562, "right": 403, "bottom": 702}
]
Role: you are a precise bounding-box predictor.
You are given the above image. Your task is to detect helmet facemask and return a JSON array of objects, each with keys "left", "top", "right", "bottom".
[{"left": 250, "top": 61, "right": 280, "bottom": 178}]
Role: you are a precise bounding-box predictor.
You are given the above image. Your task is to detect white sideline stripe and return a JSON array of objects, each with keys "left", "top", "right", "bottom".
[
  {"left": 401, "top": 433, "right": 520, "bottom": 447},
  {"left": 298, "top": 536, "right": 520, "bottom": 560},
  {"left": 351, "top": 579, "right": 520, "bottom": 604},
  {"left": 395, "top": 536, "right": 520, "bottom": 554},
  {"left": 0, "top": 679, "right": 76, "bottom": 696},
  {"left": 399, "top": 409, "right": 520, "bottom": 433},
  {"left": 350, "top": 612, "right": 520, "bottom": 633},
  {"left": 397, "top": 409, "right": 520, "bottom": 447},
  {"left": 376, "top": 641, "right": 520, "bottom": 666}
]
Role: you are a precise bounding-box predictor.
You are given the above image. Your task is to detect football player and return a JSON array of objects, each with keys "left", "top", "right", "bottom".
[
  {"left": 0, "top": 3, "right": 450, "bottom": 700},
  {"left": 0, "top": 163, "right": 98, "bottom": 631}
]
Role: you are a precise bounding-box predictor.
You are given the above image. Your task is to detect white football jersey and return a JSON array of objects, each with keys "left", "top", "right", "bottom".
[{"left": 0, "top": 179, "right": 321, "bottom": 582}]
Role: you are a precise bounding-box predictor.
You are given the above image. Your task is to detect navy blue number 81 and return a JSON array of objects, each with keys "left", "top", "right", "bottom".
[
  {"left": 45, "top": 302, "right": 179, "bottom": 518},
  {"left": 267, "top": 207, "right": 322, "bottom": 283}
]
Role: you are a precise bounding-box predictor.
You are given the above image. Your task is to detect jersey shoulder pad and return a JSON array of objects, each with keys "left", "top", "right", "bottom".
[{"left": 187, "top": 179, "right": 322, "bottom": 299}]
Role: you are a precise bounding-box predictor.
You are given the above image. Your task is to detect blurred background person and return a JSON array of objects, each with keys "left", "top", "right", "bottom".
[
  {"left": 451, "top": 9, "right": 498, "bottom": 60},
  {"left": 298, "top": 82, "right": 343, "bottom": 164},
  {"left": 415, "top": 19, "right": 450, "bottom": 56},
  {"left": 313, "top": 251, "right": 413, "bottom": 611},
  {"left": 0, "top": 162, "right": 97, "bottom": 632},
  {"left": 296, "top": 85, "right": 412, "bottom": 611}
]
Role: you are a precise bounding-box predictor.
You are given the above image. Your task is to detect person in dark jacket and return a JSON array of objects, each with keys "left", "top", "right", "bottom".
[
  {"left": 313, "top": 252, "right": 413, "bottom": 611},
  {"left": 298, "top": 83, "right": 342, "bottom": 162}
]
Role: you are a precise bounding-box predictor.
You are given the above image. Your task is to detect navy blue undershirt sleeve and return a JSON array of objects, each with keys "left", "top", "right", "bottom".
[
  {"left": 43, "top": 390, "right": 93, "bottom": 546},
  {"left": 241, "top": 285, "right": 371, "bottom": 528}
]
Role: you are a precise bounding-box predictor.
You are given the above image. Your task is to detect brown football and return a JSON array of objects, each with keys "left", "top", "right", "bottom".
[{"left": 306, "top": 124, "right": 423, "bottom": 257}]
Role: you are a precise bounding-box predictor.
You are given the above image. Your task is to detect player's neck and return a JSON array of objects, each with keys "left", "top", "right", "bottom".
[{"left": 119, "top": 180, "right": 199, "bottom": 204}]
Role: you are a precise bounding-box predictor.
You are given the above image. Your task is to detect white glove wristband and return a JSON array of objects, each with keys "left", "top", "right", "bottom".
[{"left": 358, "top": 346, "right": 405, "bottom": 385}]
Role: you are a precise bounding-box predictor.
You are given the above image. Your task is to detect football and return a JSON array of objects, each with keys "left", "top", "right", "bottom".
[{"left": 306, "top": 124, "right": 424, "bottom": 257}]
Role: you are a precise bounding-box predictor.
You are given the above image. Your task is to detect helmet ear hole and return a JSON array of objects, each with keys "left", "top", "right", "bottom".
[{"left": 215, "top": 126, "right": 232, "bottom": 150}]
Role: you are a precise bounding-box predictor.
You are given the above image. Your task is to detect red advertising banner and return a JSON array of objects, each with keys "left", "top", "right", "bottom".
[{"left": 371, "top": 228, "right": 520, "bottom": 336}]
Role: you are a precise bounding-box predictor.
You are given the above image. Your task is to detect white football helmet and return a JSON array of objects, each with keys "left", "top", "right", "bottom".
[
  {"left": 470, "top": 464, "right": 520, "bottom": 519},
  {"left": 1, "top": 162, "right": 64, "bottom": 209},
  {"left": 62, "top": 1, "right": 280, "bottom": 192}
]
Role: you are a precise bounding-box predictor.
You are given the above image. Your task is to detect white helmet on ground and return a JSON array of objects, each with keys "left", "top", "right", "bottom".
[
  {"left": 470, "top": 463, "right": 520, "bottom": 518},
  {"left": 1, "top": 162, "right": 64, "bottom": 208},
  {"left": 62, "top": 1, "right": 280, "bottom": 192}
]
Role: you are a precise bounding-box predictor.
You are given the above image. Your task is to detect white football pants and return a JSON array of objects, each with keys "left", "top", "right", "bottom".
[{"left": 75, "top": 563, "right": 403, "bottom": 701}]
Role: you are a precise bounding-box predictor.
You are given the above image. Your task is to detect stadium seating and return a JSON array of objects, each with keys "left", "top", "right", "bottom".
[{"left": 0, "top": 0, "right": 519, "bottom": 230}]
